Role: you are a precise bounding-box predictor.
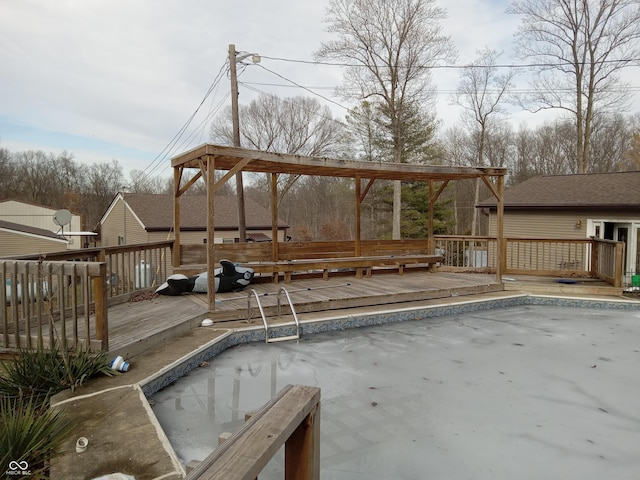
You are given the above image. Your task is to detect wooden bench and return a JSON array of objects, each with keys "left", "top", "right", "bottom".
[{"left": 242, "top": 254, "right": 443, "bottom": 283}]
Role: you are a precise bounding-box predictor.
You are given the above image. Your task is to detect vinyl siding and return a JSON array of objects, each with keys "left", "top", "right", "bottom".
[
  {"left": 489, "top": 210, "right": 640, "bottom": 238},
  {"left": 0, "top": 230, "right": 68, "bottom": 257},
  {"left": 0, "top": 200, "right": 81, "bottom": 232},
  {"left": 101, "top": 198, "right": 147, "bottom": 246}
]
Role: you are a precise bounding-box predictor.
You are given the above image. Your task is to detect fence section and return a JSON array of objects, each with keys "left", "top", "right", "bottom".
[
  {"left": 434, "top": 236, "right": 496, "bottom": 270},
  {"left": 592, "top": 239, "right": 624, "bottom": 287},
  {"left": 504, "top": 238, "right": 591, "bottom": 275},
  {"left": 1, "top": 259, "right": 108, "bottom": 352},
  {"left": 1, "top": 241, "right": 173, "bottom": 352}
]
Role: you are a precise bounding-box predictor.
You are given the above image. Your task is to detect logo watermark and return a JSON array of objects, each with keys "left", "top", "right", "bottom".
[{"left": 6, "top": 460, "right": 31, "bottom": 476}]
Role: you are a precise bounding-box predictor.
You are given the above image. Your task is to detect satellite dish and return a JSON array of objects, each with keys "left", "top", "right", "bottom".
[{"left": 53, "top": 209, "right": 72, "bottom": 227}]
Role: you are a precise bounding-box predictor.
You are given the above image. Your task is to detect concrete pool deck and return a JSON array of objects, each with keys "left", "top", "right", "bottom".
[{"left": 49, "top": 291, "right": 640, "bottom": 479}]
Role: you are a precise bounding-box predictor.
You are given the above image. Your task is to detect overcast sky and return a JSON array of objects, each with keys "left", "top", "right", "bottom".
[{"left": 1, "top": 0, "right": 638, "bottom": 181}]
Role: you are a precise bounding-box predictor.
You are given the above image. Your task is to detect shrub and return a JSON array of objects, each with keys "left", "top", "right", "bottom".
[
  {"left": 0, "top": 347, "right": 117, "bottom": 478},
  {"left": 0, "top": 346, "right": 117, "bottom": 400},
  {"left": 0, "top": 393, "right": 71, "bottom": 479}
]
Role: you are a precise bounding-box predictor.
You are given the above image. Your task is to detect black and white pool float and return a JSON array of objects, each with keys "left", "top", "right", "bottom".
[{"left": 156, "top": 260, "right": 254, "bottom": 296}]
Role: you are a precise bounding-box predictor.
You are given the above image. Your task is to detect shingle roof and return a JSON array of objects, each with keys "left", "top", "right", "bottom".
[
  {"left": 123, "top": 194, "right": 288, "bottom": 231},
  {"left": 478, "top": 171, "right": 640, "bottom": 210},
  {"left": 0, "top": 220, "right": 66, "bottom": 240}
]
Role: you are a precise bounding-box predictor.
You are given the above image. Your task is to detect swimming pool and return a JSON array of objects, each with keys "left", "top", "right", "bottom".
[{"left": 151, "top": 302, "right": 640, "bottom": 479}]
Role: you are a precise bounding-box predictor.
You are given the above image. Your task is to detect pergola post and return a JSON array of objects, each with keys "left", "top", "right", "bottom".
[
  {"left": 206, "top": 155, "right": 216, "bottom": 312},
  {"left": 173, "top": 166, "right": 181, "bottom": 267},
  {"left": 355, "top": 175, "right": 361, "bottom": 256},
  {"left": 428, "top": 180, "right": 435, "bottom": 254},
  {"left": 496, "top": 175, "right": 505, "bottom": 281},
  {"left": 271, "top": 173, "right": 279, "bottom": 262}
]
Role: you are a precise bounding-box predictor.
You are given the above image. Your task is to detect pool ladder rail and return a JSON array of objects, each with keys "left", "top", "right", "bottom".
[{"left": 247, "top": 287, "right": 300, "bottom": 343}]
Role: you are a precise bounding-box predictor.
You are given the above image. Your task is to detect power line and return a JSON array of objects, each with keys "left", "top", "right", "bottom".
[
  {"left": 255, "top": 63, "right": 352, "bottom": 113},
  {"left": 240, "top": 80, "right": 640, "bottom": 96},
  {"left": 132, "top": 58, "right": 229, "bottom": 183},
  {"left": 260, "top": 54, "right": 640, "bottom": 70}
]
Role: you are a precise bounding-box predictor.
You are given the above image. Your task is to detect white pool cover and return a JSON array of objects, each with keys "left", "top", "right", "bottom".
[{"left": 152, "top": 304, "right": 640, "bottom": 479}]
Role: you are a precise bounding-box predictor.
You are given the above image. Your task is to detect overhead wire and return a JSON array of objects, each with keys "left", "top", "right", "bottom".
[
  {"left": 132, "top": 58, "right": 229, "bottom": 183},
  {"left": 239, "top": 81, "right": 347, "bottom": 128},
  {"left": 134, "top": 51, "right": 640, "bottom": 183},
  {"left": 259, "top": 54, "right": 640, "bottom": 70}
]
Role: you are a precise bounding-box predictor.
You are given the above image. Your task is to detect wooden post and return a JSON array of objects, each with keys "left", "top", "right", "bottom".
[
  {"left": 614, "top": 241, "right": 624, "bottom": 288},
  {"left": 206, "top": 155, "right": 217, "bottom": 313},
  {"left": 590, "top": 238, "right": 599, "bottom": 277},
  {"left": 173, "top": 166, "right": 182, "bottom": 267},
  {"left": 230, "top": 44, "right": 247, "bottom": 243},
  {"left": 93, "top": 262, "right": 109, "bottom": 352},
  {"left": 285, "top": 402, "right": 321, "bottom": 480},
  {"left": 496, "top": 174, "right": 505, "bottom": 281},
  {"left": 428, "top": 180, "right": 435, "bottom": 254},
  {"left": 355, "top": 176, "right": 361, "bottom": 257},
  {"left": 271, "top": 173, "right": 279, "bottom": 261}
]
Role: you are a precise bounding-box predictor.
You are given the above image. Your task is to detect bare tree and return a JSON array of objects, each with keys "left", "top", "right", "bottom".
[
  {"left": 452, "top": 48, "right": 515, "bottom": 235},
  {"left": 128, "top": 170, "right": 166, "bottom": 194},
  {"left": 622, "top": 116, "right": 640, "bottom": 170},
  {"left": 509, "top": 124, "right": 538, "bottom": 185},
  {"left": 82, "top": 160, "right": 124, "bottom": 228},
  {"left": 210, "top": 94, "right": 345, "bottom": 207},
  {"left": 315, "top": 0, "right": 455, "bottom": 239},
  {"left": 588, "top": 113, "right": 638, "bottom": 172},
  {"left": 0, "top": 147, "right": 15, "bottom": 200},
  {"left": 508, "top": 0, "right": 640, "bottom": 173}
]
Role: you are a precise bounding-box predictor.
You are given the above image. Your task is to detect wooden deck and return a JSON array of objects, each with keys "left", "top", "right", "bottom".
[
  {"left": 108, "top": 271, "right": 499, "bottom": 357},
  {"left": 104, "top": 270, "right": 626, "bottom": 358}
]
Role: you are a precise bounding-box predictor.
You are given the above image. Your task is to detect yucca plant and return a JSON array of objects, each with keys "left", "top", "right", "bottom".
[
  {"left": 0, "top": 346, "right": 118, "bottom": 400},
  {"left": 0, "top": 393, "right": 71, "bottom": 479},
  {"left": 58, "top": 346, "right": 118, "bottom": 392}
]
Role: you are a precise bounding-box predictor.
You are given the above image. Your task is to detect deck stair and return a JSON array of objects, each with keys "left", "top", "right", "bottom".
[{"left": 247, "top": 287, "right": 300, "bottom": 343}]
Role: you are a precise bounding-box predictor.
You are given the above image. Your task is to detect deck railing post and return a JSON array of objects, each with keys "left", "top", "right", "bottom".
[
  {"left": 614, "top": 241, "right": 624, "bottom": 288},
  {"left": 590, "top": 238, "right": 599, "bottom": 278},
  {"left": 285, "top": 402, "right": 321, "bottom": 480},
  {"left": 93, "top": 262, "right": 109, "bottom": 351}
]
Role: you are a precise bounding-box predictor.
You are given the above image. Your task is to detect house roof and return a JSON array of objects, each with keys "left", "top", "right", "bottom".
[
  {"left": 478, "top": 171, "right": 640, "bottom": 210},
  {"left": 121, "top": 193, "right": 288, "bottom": 231},
  {"left": 0, "top": 219, "right": 67, "bottom": 240}
]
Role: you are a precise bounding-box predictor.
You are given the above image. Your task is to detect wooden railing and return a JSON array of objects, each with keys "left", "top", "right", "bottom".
[
  {"left": 181, "top": 237, "right": 624, "bottom": 287},
  {"left": 180, "top": 239, "right": 432, "bottom": 265},
  {"left": 433, "top": 235, "right": 624, "bottom": 286},
  {"left": 187, "top": 384, "right": 320, "bottom": 480},
  {"left": 1, "top": 236, "right": 624, "bottom": 353},
  {"left": 8, "top": 241, "right": 174, "bottom": 304},
  {"left": 592, "top": 238, "right": 624, "bottom": 287},
  {"left": 434, "top": 236, "right": 496, "bottom": 270},
  {"left": 1, "top": 241, "right": 173, "bottom": 352},
  {"left": 1, "top": 259, "right": 108, "bottom": 352},
  {"left": 504, "top": 238, "right": 591, "bottom": 276}
]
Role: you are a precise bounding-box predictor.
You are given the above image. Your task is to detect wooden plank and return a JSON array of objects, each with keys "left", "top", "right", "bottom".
[
  {"left": 187, "top": 385, "right": 320, "bottom": 480},
  {"left": 240, "top": 255, "right": 442, "bottom": 283}
]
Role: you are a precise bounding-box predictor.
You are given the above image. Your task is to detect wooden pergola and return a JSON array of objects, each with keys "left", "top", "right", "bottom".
[{"left": 171, "top": 144, "right": 507, "bottom": 311}]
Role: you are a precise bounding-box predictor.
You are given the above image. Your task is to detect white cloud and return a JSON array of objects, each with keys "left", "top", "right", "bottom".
[{"left": 1, "top": 0, "right": 638, "bottom": 180}]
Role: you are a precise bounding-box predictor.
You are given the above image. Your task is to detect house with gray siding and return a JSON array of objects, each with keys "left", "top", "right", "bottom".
[{"left": 478, "top": 171, "right": 640, "bottom": 284}]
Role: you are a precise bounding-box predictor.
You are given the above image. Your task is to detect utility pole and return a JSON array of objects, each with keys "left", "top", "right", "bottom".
[{"left": 229, "top": 43, "right": 246, "bottom": 243}]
